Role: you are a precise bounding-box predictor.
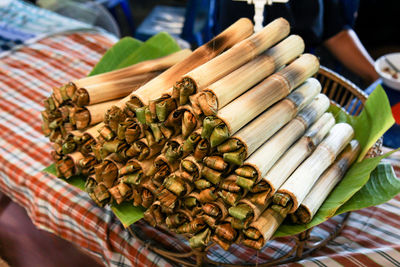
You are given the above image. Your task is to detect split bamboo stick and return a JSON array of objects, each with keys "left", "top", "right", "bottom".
[
  {"left": 291, "top": 140, "right": 360, "bottom": 224},
  {"left": 273, "top": 123, "right": 354, "bottom": 213},
  {"left": 173, "top": 18, "right": 290, "bottom": 105},
  {"left": 202, "top": 53, "right": 320, "bottom": 148}
]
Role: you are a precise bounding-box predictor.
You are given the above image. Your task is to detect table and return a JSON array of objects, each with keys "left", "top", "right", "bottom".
[{"left": 0, "top": 31, "right": 399, "bottom": 267}]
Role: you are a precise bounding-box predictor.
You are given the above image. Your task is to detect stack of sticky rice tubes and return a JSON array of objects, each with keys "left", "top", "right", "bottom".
[
  {"left": 43, "top": 50, "right": 193, "bottom": 164},
  {"left": 43, "top": 18, "right": 360, "bottom": 251},
  {"left": 51, "top": 17, "right": 255, "bottom": 177}
]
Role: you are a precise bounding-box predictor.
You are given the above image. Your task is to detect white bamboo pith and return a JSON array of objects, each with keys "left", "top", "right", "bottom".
[
  {"left": 244, "top": 93, "right": 330, "bottom": 181},
  {"left": 300, "top": 140, "right": 360, "bottom": 220},
  {"left": 74, "top": 49, "right": 192, "bottom": 88},
  {"left": 278, "top": 123, "right": 355, "bottom": 213},
  {"left": 263, "top": 112, "right": 335, "bottom": 195},
  {"left": 81, "top": 72, "right": 160, "bottom": 105},
  {"left": 249, "top": 207, "right": 284, "bottom": 243},
  {"left": 85, "top": 99, "right": 122, "bottom": 125},
  {"left": 206, "top": 35, "right": 305, "bottom": 110},
  {"left": 184, "top": 18, "right": 290, "bottom": 92},
  {"left": 217, "top": 54, "right": 319, "bottom": 134},
  {"left": 119, "top": 18, "right": 254, "bottom": 106},
  {"left": 234, "top": 78, "right": 321, "bottom": 157}
]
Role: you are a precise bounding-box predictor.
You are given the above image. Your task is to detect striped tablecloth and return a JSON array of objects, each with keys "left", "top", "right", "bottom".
[{"left": 0, "top": 32, "right": 399, "bottom": 267}]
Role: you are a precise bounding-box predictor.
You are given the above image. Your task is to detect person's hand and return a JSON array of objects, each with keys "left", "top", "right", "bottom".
[{"left": 324, "top": 29, "right": 379, "bottom": 85}]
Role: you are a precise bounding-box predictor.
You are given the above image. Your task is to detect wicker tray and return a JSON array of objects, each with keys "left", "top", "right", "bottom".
[{"left": 126, "top": 66, "right": 383, "bottom": 266}]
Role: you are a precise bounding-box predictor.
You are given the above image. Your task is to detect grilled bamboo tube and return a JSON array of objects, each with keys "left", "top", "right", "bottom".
[
  {"left": 229, "top": 112, "right": 335, "bottom": 221},
  {"left": 261, "top": 112, "right": 335, "bottom": 198},
  {"left": 174, "top": 18, "right": 290, "bottom": 105},
  {"left": 121, "top": 18, "right": 254, "bottom": 107},
  {"left": 74, "top": 49, "right": 192, "bottom": 90},
  {"left": 94, "top": 154, "right": 123, "bottom": 188},
  {"left": 163, "top": 171, "right": 193, "bottom": 197},
  {"left": 273, "top": 123, "right": 354, "bottom": 214},
  {"left": 55, "top": 152, "right": 84, "bottom": 179},
  {"left": 191, "top": 35, "right": 305, "bottom": 115},
  {"left": 203, "top": 54, "right": 320, "bottom": 148},
  {"left": 79, "top": 18, "right": 253, "bottom": 149},
  {"left": 291, "top": 140, "right": 360, "bottom": 224},
  {"left": 72, "top": 98, "right": 122, "bottom": 129},
  {"left": 242, "top": 204, "right": 292, "bottom": 250},
  {"left": 201, "top": 199, "right": 229, "bottom": 227},
  {"left": 73, "top": 72, "right": 162, "bottom": 106},
  {"left": 218, "top": 78, "right": 321, "bottom": 166},
  {"left": 236, "top": 93, "right": 330, "bottom": 192}
]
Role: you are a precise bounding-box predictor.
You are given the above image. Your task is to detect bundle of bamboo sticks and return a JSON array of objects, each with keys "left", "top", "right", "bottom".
[
  {"left": 42, "top": 50, "right": 193, "bottom": 162},
  {"left": 42, "top": 18, "right": 361, "bottom": 251}
]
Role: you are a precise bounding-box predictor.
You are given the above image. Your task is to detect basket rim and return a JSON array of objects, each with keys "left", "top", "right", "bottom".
[{"left": 318, "top": 65, "right": 369, "bottom": 104}]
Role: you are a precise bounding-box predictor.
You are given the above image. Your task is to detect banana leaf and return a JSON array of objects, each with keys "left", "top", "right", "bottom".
[
  {"left": 89, "top": 37, "right": 143, "bottom": 76},
  {"left": 43, "top": 164, "right": 85, "bottom": 190},
  {"left": 274, "top": 86, "right": 399, "bottom": 237},
  {"left": 43, "top": 33, "right": 181, "bottom": 225}
]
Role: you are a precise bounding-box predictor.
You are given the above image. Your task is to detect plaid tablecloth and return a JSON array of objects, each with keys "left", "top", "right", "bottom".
[{"left": 0, "top": 32, "right": 399, "bottom": 267}]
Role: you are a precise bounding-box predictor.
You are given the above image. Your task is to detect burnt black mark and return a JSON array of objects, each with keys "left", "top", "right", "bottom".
[
  {"left": 287, "top": 90, "right": 305, "bottom": 108},
  {"left": 281, "top": 66, "right": 305, "bottom": 89},
  {"left": 307, "top": 139, "right": 316, "bottom": 151},
  {"left": 336, "top": 158, "right": 349, "bottom": 174},
  {"left": 205, "top": 35, "right": 229, "bottom": 52},
  {"left": 297, "top": 106, "right": 318, "bottom": 128}
]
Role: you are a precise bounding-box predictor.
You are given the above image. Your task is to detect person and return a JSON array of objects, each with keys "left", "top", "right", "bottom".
[{"left": 218, "top": 0, "right": 379, "bottom": 86}]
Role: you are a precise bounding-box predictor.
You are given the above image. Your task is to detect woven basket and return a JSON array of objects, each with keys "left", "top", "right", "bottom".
[{"left": 127, "top": 66, "right": 383, "bottom": 266}]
